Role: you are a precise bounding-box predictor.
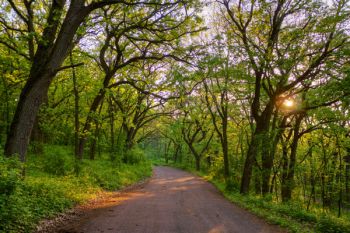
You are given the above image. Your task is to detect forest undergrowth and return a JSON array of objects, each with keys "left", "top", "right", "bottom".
[{"left": 0, "top": 145, "right": 152, "bottom": 233}]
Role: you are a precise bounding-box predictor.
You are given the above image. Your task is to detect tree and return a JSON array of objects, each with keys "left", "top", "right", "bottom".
[
  {"left": 110, "top": 65, "right": 173, "bottom": 161},
  {"left": 77, "top": 3, "right": 203, "bottom": 158},
  {"left": 202, "top": 53, "right": 231, "bottom": 178},
  {"left": 180, "top": 94, "right": 213, "bottom": 170},
  {"left": 218, "top": 0, "right": 350, "bottom": 194},
  {"left": 2, "top": 0, "right": 198, "bottom": 162}
]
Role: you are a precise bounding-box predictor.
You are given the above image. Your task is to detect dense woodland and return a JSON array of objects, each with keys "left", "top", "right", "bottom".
[{"left": 1, "top": 0, "right": 350, "bottom": 232}]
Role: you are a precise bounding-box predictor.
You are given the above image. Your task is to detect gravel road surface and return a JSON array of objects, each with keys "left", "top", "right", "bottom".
[{"left": 57, "top": 166, "right": 285, "bottom": 233}]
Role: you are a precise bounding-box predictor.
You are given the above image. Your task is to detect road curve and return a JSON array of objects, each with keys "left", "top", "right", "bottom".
[{"left": 59, "top": 166, "right": 285, "bottom": 233}]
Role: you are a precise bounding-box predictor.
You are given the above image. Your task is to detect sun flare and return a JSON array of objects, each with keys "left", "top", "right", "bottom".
[{"left": 283, "top": 99, "right": 294, "bottom": 107}]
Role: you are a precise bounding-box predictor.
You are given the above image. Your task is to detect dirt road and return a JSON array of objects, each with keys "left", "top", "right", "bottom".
[{"left": 57, "top": 166, "right": 285, "bottom": 233}]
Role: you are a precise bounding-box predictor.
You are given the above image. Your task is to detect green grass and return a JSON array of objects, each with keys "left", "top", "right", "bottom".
[
  {"left": 208, "top": 180, "right": 313, "bottom": 233},
  {"left": 0, "top": 145, "right": 152, "bottom": 233},
  {"left": 158, "top": 161, "right": 350, "bottom": 233}
]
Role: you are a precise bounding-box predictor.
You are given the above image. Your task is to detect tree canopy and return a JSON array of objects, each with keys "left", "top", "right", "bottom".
[{"left": 1, "top": 0, "right": 350, "bottom": 231}]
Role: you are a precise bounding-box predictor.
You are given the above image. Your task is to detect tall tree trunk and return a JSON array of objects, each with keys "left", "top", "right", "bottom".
[
  {"left": 338, "top": 151, "right": 342, "bottom": 217},
  {"left": 241, "top": 101, "right": 274, "bottom": 194},
  {"left": 78, "top": 70, "right": 115, "bottom": 157},
  {"left": 30, "top": 87, "right": 49, "bottom": 154},
  {"left": 78, "top": 88, "right": 107, "bottom": 158},
  {"left": 195, "top": 156, "right": 201, "bottom": 171},
  {"left": 4, "top": 1, "right": 89, "bottom": 161},
  {"left": 165, "top": 140, "right": 171, "bottom": 164},
  {"left": 262, "top": 115, "right": 286, "bottom": 195},
  {"left": 89, "top": 136, "right": 97, "bottom": 160},
  {"left": 222, "top": 116, "right": 229, "bottom": 178},
  {"left": 260, "top": 103, "right": 275, "bottom": 195},
  {"left": 5, "top": 74, "right": 54, "bottom": 161},
  {"left": 281, "top": 114, "right": 303, "bottom": 202},
  {"left": 240, "top": 132, "right": 259, "bottom": 194},
  {"left": 121, "top": 123, "right": 135, "bottom": 163},
  {"left": 173, "top": 145, "right": 179, "bottom": 163},
  {"left": 307, "top": 175, "right": 316, "bottom": 211},
  {"left": 345, "top": 148, "right": 350, "bottom": 203},
  {"left": 178, "top": 145, "right": 183, "bottom": 163},
  {"left": 109, "top": 99, "right": 116, "bottom": 160},
  {"left": 70, "top": 52, "right": 80, "bottom": 159},
  {"left": 281, "top": 140, "right": 289, "bottom": 201},
  {"left": 125, "top": 127, "right": 135, "bottom": 151},
  {"left": 261, "top": 130, "right": 272, "bottom": 195},
  {"left": 188, "top": 143, "right": 201, "bottom": 171},
  {"left": 30, "top": 116, "right": 45, "bottom": 154}
]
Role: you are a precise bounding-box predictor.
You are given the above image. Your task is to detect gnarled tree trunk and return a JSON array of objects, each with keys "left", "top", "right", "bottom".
[{"left": 4, "top": 1, "right": 90, "bottom": 161}]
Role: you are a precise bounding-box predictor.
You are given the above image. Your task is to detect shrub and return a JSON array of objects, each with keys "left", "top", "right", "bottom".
[
  {"left": 225, "top": 178, "right": 239, "bottom": 192},
  {"left": 85, "top": 159, "right": 152, "bottom": 190},
  {"left": 0, "top": 156, "right": 25, "bottom": 232},
  {"left": 315, "top": 215, "right": 350, "bottom": 233},
  {"left": 0, "top": 156, "right": 22, "bottom": 196},
  {"left": 41, "top": 146, "right": 73, "bottom": 176},
  {"left": 273, "top": 202, "right": 317, "bottom": 223},
  {"left": 125, "top": 147, "right": 146, "bottom": 164},
  {"left": 208, "top": 156, "right": 225, "bottom": 180}
]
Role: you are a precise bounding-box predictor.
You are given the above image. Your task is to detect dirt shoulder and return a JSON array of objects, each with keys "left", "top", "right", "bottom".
[{"left": 35, "top": 178, "right": 151, "bottom": 233}]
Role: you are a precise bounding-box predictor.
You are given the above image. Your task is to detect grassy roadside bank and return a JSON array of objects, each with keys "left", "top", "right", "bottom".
[
  {"left": 0, "top": 145, "right": 152, "bottom": 233},
  {"left": 153, "top": 160, "right": 350, "bottom": 233}
]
